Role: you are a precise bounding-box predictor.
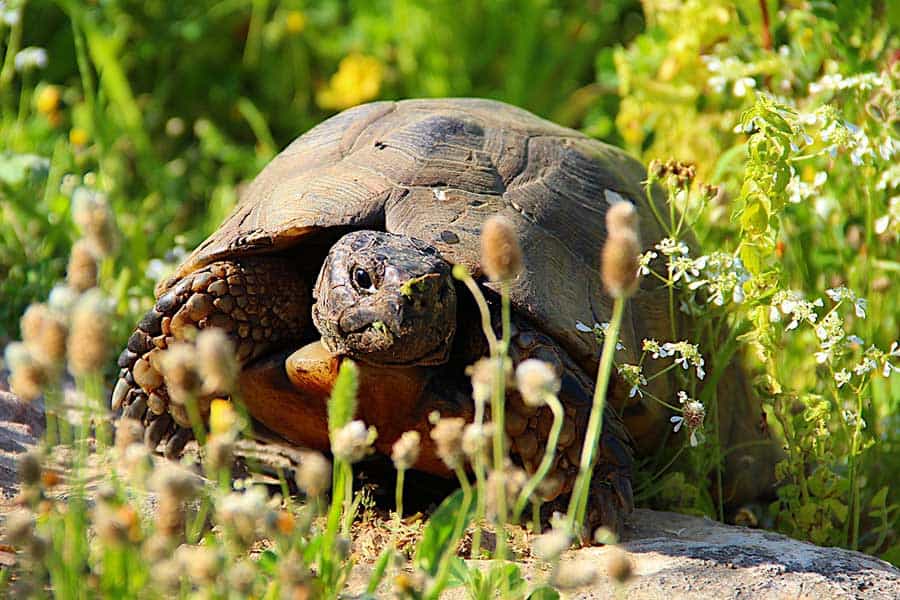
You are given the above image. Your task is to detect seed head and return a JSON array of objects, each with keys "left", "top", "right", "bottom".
[
  {"left": 601, "top": 202, "right": 641, "bottom": 299},
  {"left": 3, "top": 509, "right": 35, "bottom": 546},
  {"left": 486, "top": 464, "right": 526, "bottom": 520},
  {"left": 219, "top": 487, "right": 267, "bottom": 548},
  {"left": 9, "top": 358, "right": 45, "bottom": 402},
  {"left": 296, "top": 452, "right": 332, "bottom": 497},
  {"left": 17, "top": 449, "right": 43, "bottom": 487},
  {"left": 21, "top": 303, "right": 67, "bottom": 369},
  {"left": 533, "top": 528, "right": 572, "bottom": 562},
  {"left": 605, "top": 547, "right": 633, "bottom": 583},
  {"left": 205, "top": 435, "right": 234, "bottom": 472},
  {"left": 481, "top": 216, "right": 523, "bottom": 281},
  {"left": 331, "top": 420, "right": 375, "bottom": 464},
  {"left": 71, "top": 186, "right": 116, "bottom": 255},
  {"left": 176, "top": 544, "right": 221, "bottom": 585},
  {"left": 429, "top": 416, "right": 466, "bottom": 470},
  {"left": 115, "top": 418, "right": 145, "bottom": 453},
  {"left": 391, "top": 430, "right": 421, "bottom": 471},
  {"left": 515, "top": 359, "right": 560, "bottom": 407},
  {"left": 67, "top": 289, "right": 112, "bottom": 375},
  {"left": 551, "top": 559, "right": 598, "bottom": 590},
  {"left": 461, "top": 422, "right": 494, "bottom": 461},
  {"left": 228, "top": 561, "right": 256, "bottom": 595},
  {"left": 150, "top": 462, "right": 199, "bottom": 503},
  {"left": 196, "top": 328, "right": 239, "bottom": 396},
  {"left": 66, "top": 239, "right": 99, "bottom": 292},
  {"left": 159, "top": 342, "right": 202, "bottom": 405}
]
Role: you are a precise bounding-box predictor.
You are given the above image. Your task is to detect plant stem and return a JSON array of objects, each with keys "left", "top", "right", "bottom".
[
  {"left": 513, "top": 393, "right": 563, "bottom": 521},
  {"left": 567, "top": 297, "right": 625, "bottom": 539}
]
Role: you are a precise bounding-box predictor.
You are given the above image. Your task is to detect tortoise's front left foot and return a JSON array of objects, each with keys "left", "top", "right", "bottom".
[{"left": 112, "top": 256, "right": 309, "bottom": 457}]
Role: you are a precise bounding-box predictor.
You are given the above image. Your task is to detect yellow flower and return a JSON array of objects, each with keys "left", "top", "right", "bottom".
[
  {"left": 69, "top": 127, "right": 89, "bottom": 147},
  {"left": 209, "top": 398, "right": 237, "bottom": 437},
  {"left": 35, "top": 85, "right": 60, "bottom": 115},
  {"left": 316, "top": 53, "right": 384, "bottom": 111},
  {"left": 285, "top": 10, "right": 306, "bottom": 34}
]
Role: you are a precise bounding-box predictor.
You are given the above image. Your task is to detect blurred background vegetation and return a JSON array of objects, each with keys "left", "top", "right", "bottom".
[{"left": 1, "top": 0, "right": 898, "bottom": 563}]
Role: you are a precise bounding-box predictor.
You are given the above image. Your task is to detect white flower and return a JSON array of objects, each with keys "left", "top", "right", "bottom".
[
  {"left": 14, "top": 47, "right": 47, "bottom": 71},
  {"left": 733, "top": 77, "right": 756, "bottom": 97},
  {"left": 655, "top": 237, "right": 689, "bottom": 257},
  {"left": 638, "top": 250, "right": 658, "bottom": 276},
  {"left": 834, "top": 370, "right": 851, "bottom": 388}
]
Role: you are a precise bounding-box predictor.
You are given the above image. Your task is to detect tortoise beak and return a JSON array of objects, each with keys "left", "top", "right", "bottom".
[{"left": 336, "top": 295, "right": 404, "bottom": 337}]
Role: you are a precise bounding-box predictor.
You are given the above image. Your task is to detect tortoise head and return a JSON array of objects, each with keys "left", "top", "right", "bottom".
[{"left": 312, "top": 230, "right": 457, "bottom": 366}]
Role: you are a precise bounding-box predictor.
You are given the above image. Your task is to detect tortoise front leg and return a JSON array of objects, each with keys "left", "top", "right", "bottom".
[
  {"left": 505, "top": 322, "right": 635, "bottom": 535},
  {"left": 113, "top": 256, "right": 310, "bottom": 457}
]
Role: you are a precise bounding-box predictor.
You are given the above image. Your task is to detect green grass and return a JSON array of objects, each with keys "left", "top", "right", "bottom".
[{"left": 0, "top": 0, "right": 898, "bottom": 597}]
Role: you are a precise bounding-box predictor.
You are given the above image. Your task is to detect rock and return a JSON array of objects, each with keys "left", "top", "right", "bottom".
[
  {"left": 497, "top": 509, "right": 900, "bottom": 599},
  {"left": 0, "top": 389, "right": 44, "bottom": 501}
]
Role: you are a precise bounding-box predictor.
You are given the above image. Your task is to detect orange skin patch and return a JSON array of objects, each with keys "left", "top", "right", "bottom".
[{"left": 238, "top": 341, "right": 457, "bottom": 476}]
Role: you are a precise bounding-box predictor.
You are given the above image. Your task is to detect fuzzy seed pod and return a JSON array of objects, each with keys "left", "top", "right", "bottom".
[
  {"left": 66, "top": 239, "right": 99, "bottom": 292},
  {"left": 330, "top": 420, "right": 374, "bottom": 464},
  {"left": 296, "top": 452, "right": 332, "bottom": 498},
  {"left": 551, "top": 559, "right": 598, "bottom": 590},
  {"left": 67, "top": 289, "right": 111, "bottom": 375},
  {"left": 20, "top": 303, "right": 67, "bottom": 369},
  {"left": 159, "top": 343, "right": 202, "bottom": 406},
  {"left": 532, "top": 528, "right": 572, "bottom": 562},
  {"left": 461, "top": 422, "right": 494, "bottom": 461},
  {"left": 480, "top": 216, "right": 523, "bottom": 281},
  {"left": 515, "top": 359, "right": 560, "bottom": 407},
  {"left": 485, "top": 464, "right": 527, "bottom": 520},
  {"left": 3, "top": 509, "right": 35, "bottom": 546},
  {"left": 71, "top": 187, "right": 117, "bottom": 256},
  {"left": 601, "top": 202, "right": 641, "bottom": 299},
  {"left": 196, "top": 328, "right": 239, "bottom": 396},
  {"left": 17, "top": 450, "right": 43, "bottom": 487},
  {"left": 391, "top": 430, "right": 421, "bottom": 471},
  {"left": 115, "top": 418, "right": 145, "bottom": 453},
  {"left": 605, "top": 547, "right": 633, "bottom": 583},
  {"left": 176, "top": 545, "right": 221, "bottom": 585},
  {"left": 205, "top": 435, "right": 234, "bottom": 472},
  {"left": 150, "top": 462, "right": 199, "bottom": 503},
  {"left": 429, "top": 417, "right": 466, "bottom": 470},
  {"left": 9, "top": 360, "right": 45, "bottom": 402}
]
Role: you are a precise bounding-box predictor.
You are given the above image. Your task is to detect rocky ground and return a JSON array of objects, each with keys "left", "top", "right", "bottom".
[{"left": 1, "top": 388, "right": 898, "bottom": 599}]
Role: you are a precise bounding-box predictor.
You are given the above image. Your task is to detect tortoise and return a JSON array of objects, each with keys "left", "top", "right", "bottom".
[{"left": 113, "top": 98, "right": 778, "bottom": 531}]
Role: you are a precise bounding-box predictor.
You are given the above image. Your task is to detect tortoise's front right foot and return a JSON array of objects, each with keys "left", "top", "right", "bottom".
[{"left": 113, "top": 256, "right": 309, "bottom": 457}]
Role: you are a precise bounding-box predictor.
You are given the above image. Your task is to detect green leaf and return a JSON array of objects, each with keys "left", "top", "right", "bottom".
[
  {"left": 328, "top": 360, "right": 359, "bottom": 435},
  {"left": 528, "top": 586, "right": 561, "bottom": 600},
  {"left": 414, "top": 489, "right": 474, "bottom": 575},
  {"left": 256, "top": 549, "right": 280, "bottom": 575},
  {"left": 366, "top": 548, "right": 394, "bottom": 594}
]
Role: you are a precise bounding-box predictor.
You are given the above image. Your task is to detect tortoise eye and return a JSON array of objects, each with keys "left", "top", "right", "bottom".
[{"left": 352, "top": 267, "right": 376, "bottom": 293}]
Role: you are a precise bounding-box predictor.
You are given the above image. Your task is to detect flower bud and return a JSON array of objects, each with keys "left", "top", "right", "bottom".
[
  {"left": 601, "top": 202, "right": 641, "bottom": 299},
  {"left": 331, "top": 420, "right": 375, "bottom": 464},
  {"left": 160, "top": 342, "right": 202, "bottom": 406},
  {"left": 391, "top": 430, "right": 421, "bottom": 471},
  {"left": 480, "top": 216, "right": 523, "bottom": 281},
  {"left": 196, "top": 328, "right": 238, "bottom": 396},
  {"left": 605, "top": 547, "right": 633, "bottom": 583}
]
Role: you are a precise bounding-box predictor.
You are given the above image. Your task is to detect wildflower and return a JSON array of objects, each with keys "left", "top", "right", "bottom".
[
  {"left": 285, "top": 9, "right": 306, "bottom": 33},
  {"left": 69, "top": 127, "right": 89, "bottom": 147},
  {"left": 772, "top": 290, "right": 822, "bottom": 330},
  {"left": 605, "top": 547, "right": 634, "bottom": 583},
  {"left": 578, "top": 321, "right": 625, "bottom": 351},
  {"left": 391, "top": 430, "right": 421, "bottom": 470},
  {"left": 515, "top": 359, "right": 560, "bottom": 407},
  {"left": 208, "top": 398, "right": 238, "bottom": 438},
  {"left": 825, "top": 286, "right": 867, "bottom": 319},
  {"left": 661, "top": 341, "right": 705, "bottom": 379},
  {"left": 532, "top": 528, "right": 571, "bottom": 561},
  {"left": 601, "top": 201, "right": 641, "bottom": 298},
  {"left": 67, "top": 289, "right": 112, "bottom": 375},
  {"left": 14, "top": 47, "right": 48, "bottom": 71},
  {"left": 8, "top": 348, "right": 45, "bottom": 402},
  {"left": 671, "top": 392, "right": 706, "bottom": 447},
  {"left": 196, "top": 328, "right": 239, "bottom": 395},
  {"left": 733, "top": 76, "right": 756, "bottom": 97},
  {"left": 655, "top": 237, "right": 689, "bottom": 256},
  {"left": 480, "top": 215, "right": 523, "bottom": 281},
  {"left": 669, "top": 255, "right": 705, "bottom": 283},
  {"left": 35, "top": 85, "right": 60, "bottom": 115},
  {"left": 834, "top": 370, "right": 851, "bottom": 388},
  {"left": 316, "top": 53, "right": 384, "bottom": 110},
  {"left": 853, "top": 356, "right": 877, "bottom": 377},
  {"left": 461, "top": 422, "right": 493, "bottom": 461},
  {"left": 66, "top": 239, "right": 99, "bottom": 292},
  {"left": 642, "top": 338, "right": 666, "bottom": 358},
  {"left": 637, "top": 250, "right": 657, "bottom": 275},
  {"left": 296, "top": 451, "right": 331, "bottom": 497},
  {"left": 429, "top": 416, "right": 466, "bottom": 470},
  {"left": 882, "top": 342, "right": 900, "bottom": 377},
  {"left": 331, "top": 419, "right": 375, "bottom": 464},
  {"left": 617, "top": 364, "right": 647, "bottom": 398},
  {"left": 842, "top": 409, "right": 865, "bottom": 429}
]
